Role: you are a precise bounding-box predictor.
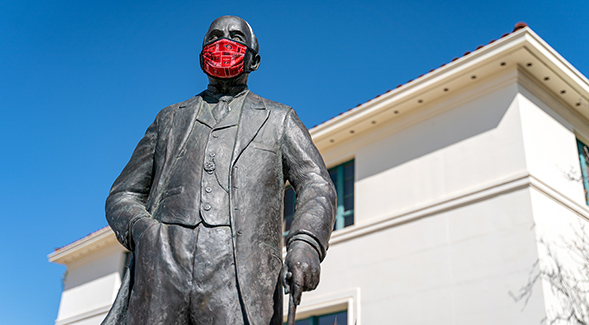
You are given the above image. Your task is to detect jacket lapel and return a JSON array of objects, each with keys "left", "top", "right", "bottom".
[
  {"left": 195, "top": 98, "right": 216, "bottom": 129},
  {"left": 231, "top": 92, "right": 270, "bottom": 166},
  {"left": 168, "top": 95, "right": 203, "bottom": 161}
]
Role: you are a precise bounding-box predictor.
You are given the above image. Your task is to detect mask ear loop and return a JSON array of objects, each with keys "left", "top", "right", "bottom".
[{"left": 243, "top": 47, "right": 259, "bottom": 74}]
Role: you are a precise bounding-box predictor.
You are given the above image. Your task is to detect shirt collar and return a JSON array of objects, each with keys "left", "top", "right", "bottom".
[{"left": 205, "top": 84, "right": 249, "bottom": 102}]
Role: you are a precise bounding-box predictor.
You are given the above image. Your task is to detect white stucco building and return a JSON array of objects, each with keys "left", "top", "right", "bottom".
[{"left": 49, "top": 24, "right": 589, "bottom": 325}]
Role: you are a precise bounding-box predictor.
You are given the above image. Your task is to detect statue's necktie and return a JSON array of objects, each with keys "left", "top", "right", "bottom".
[{"left": 213, "top": 96, "right": 232, "bottom": 122}]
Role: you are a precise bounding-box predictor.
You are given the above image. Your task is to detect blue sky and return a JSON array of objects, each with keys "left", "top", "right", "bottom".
[{"left": 1, "top": 0, "right": 588, "bottom": 323}]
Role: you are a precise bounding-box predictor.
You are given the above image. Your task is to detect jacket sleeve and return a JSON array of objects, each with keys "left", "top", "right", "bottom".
[
  {"left": 105, "top": 118, "right": 158, "bottom": 251},
  {"left": 282, "top": 108, "right": 337, "bottom": 261}
]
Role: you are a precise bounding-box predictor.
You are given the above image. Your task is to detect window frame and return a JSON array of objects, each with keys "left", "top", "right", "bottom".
[
  {"left": 282, "top": 287, "right": 359, "bottom": 325},
  {"left": 283, "top": 159, "right": 355, "bottom": 237},
  {"left": 330, "top": 160, "right": 354, "bottom": 230},
  {"left": 577, "top": 139, "right": 589, "bottom": 204},
  {"left": 284, "top": 310, "right": 348, "bottom": 325}
]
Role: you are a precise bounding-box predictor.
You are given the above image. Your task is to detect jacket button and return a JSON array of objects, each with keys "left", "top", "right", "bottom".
[
  {"left": 203, "top": 204, "right": 211, "bottom": 211},
  {"left": 205, "top": 187, "right": 212, "bottom": 193}
]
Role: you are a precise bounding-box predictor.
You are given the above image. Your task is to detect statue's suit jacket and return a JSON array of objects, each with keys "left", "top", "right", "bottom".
[{"left": 103, "top": 91, "right": 336, "bottom": 324}]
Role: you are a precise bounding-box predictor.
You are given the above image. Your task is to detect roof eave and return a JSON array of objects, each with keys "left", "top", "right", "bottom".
[
  {"left": 309, "top": 27, "right": 589, "bottom": 147},
  {"left": 48, "top": 226, "right": 118, "bottom": 265}
]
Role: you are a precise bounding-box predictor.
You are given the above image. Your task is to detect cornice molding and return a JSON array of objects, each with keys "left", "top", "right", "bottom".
[
  {"left": 329, "top": 171, "right": 589, "bottom": 247},
  {"left": 52, "top": 169, "right": 589, "bottom": 265},
  {"left": 48, "top": 227, "right": 120, "bottom": 265},
  {"left": 310, "top": 27, "right": 589, "bottom": 152}
]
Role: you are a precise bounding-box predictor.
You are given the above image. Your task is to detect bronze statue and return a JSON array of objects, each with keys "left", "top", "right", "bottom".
[{"left": 102, "top": 15, "right": 336, "bottom": 325}]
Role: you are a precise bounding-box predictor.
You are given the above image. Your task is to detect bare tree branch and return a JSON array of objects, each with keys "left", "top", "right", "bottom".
[{"left": 511, "top": 223, "right": 589, "bottom": 324}]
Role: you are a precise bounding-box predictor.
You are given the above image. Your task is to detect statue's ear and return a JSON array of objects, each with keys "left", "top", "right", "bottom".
[{"left": 249, "top": 53, "right": 261, "bottom": 72}]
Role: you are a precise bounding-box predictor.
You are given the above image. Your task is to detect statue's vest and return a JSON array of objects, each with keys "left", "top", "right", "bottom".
[{"left": 154, "top": 99, "right": 243, "bottom": 226}]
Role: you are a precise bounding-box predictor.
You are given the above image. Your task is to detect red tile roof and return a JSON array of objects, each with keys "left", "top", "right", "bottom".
[
  {"left": 311, "top": 22, "right": 528, "bottom": 129},
  {"left": 54, "top": 225, "right": 110, "bottom": 251}
]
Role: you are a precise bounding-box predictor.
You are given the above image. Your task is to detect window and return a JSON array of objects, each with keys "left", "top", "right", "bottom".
[
  {"left": 284, "top": 310, "right": 348, "bottom": 325},
  {"left": 283, "top": 185, "right": 296, "bottom": 237},
  {"left": 284, "top": 160, "right": 354, "bottom": 236},
  {"left": 577, "top": 140, "right": 589, "bottom": 204},
  {"left": 329, "top": 160, "right": 354, "bottom": 230}
]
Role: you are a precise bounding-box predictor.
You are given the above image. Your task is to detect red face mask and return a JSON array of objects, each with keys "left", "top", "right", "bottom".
[{"left": 201, "top": 38, "right": 251, "bottom": 79}]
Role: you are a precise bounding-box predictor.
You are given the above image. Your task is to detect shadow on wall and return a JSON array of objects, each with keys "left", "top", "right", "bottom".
[{"left": 356, "top": 88, "right": 517, "bottom": 181}]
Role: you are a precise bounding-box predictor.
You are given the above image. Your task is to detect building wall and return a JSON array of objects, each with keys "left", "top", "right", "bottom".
[
  {"left": 312, "top": 187, "right": 542, "bottom": 324},
  {"left": 307, "top": 70, "right": 550, "bottom": 324},
  {"left": 55, "top": 244, "right": 126, "bottom": 325},
  {"left": 517, "top": 73, "right": 589, "bottom": 321},
  {"left": 323, "top": 70, "right": 528, "bottom": 225},
  {"left": 518, "top": 74, "right": 588, "bottom": 203}
]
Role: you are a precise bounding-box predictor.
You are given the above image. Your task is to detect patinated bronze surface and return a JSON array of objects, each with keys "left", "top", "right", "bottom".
[{"left": 102, "top": 15, "right": 336, "bottom": 325}]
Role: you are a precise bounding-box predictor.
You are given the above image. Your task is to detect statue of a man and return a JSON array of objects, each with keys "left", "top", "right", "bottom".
[{"left": 102, "top": 15, "right": 336, "bottom": 325}]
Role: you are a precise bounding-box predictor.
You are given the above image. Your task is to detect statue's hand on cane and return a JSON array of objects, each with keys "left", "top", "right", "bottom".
[{"left": 282, "top": 241, "right": 321, "bottom": 325}]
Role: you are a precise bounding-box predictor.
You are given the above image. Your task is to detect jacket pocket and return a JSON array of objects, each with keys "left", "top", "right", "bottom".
[
  {"left": 157, "top": 186, "right": 184, "bottom": 204},
  {"left": 261, "top": 242, "right": 283, "bottom": 263},
  {"left": 132, "top": 218, "right": 160, "bottom": 249},
  {"left": 250, "top": 142, "right": 277, "bottom": 154},
  {"left": 163, "top": 186, "right": 184, "bottom": 196}
]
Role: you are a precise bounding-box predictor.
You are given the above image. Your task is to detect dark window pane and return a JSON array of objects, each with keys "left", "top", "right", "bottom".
[
  {"left": 344, "top": 195, "right": 353, "bottom": 211},
  {"left": 296, "top": 320, "right": 312, "bottom": 325},
  {"left": 344, "top": 179, "right": 353, "bottom": 196},
  {"left": 284, "top": 216, "right": 293, "bottom": 232},
  {"left": 344, "top": 162, "right": 354, "bottom": 179},
  {"left": 285, "top": 187, "right": 295, "bottom": 203},
  {"left": 284, "top": 202, "right": 294, "bottom": 219},
  {"left": 329, "top": 170, "right": 338, "bottom": 185},
  {"left": 577, "top": 140, "right": 589, "bottom": 204},
  {"left": 284, "top": 188, "right": 295, "bottom": 218},
  {"left": 344, "top": 213, "right": 354, "bottom": 227},
  {"left": 318, "top": 311, "right": 347, "bottom": 325},
  {"left": 283, "top": 187, "right": 296, "bottom": 235}
]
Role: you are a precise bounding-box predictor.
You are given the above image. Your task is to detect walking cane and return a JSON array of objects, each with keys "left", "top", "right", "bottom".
[{"left": 287, "top": 290, "right": 297, "bottom": 325}]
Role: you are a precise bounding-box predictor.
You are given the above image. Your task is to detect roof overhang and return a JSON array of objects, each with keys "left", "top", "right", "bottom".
[
  {"left": 309, "top": 27, "right": 589, "bottom": 151},
  {"left": 48, "top": 226, "right": 119, "bottom": 265}
]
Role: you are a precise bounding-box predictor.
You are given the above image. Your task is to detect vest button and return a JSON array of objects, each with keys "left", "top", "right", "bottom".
[
  {"left": 205, "top": 187, "right": 212, "bottom": 193},
  {"left": 204, "top": 161, "right": 215, "bottom": 172},
  {"left": 203, "top": 204, "right": 211, "bottom": 211}
]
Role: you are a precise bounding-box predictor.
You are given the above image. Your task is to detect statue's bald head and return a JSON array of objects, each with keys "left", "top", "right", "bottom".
[
  {"left": 203, "top": 15, "right": 259, "bottom": 53},
  {"left": 200, "top": 15, "right": 261, "bottom": 85}
]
